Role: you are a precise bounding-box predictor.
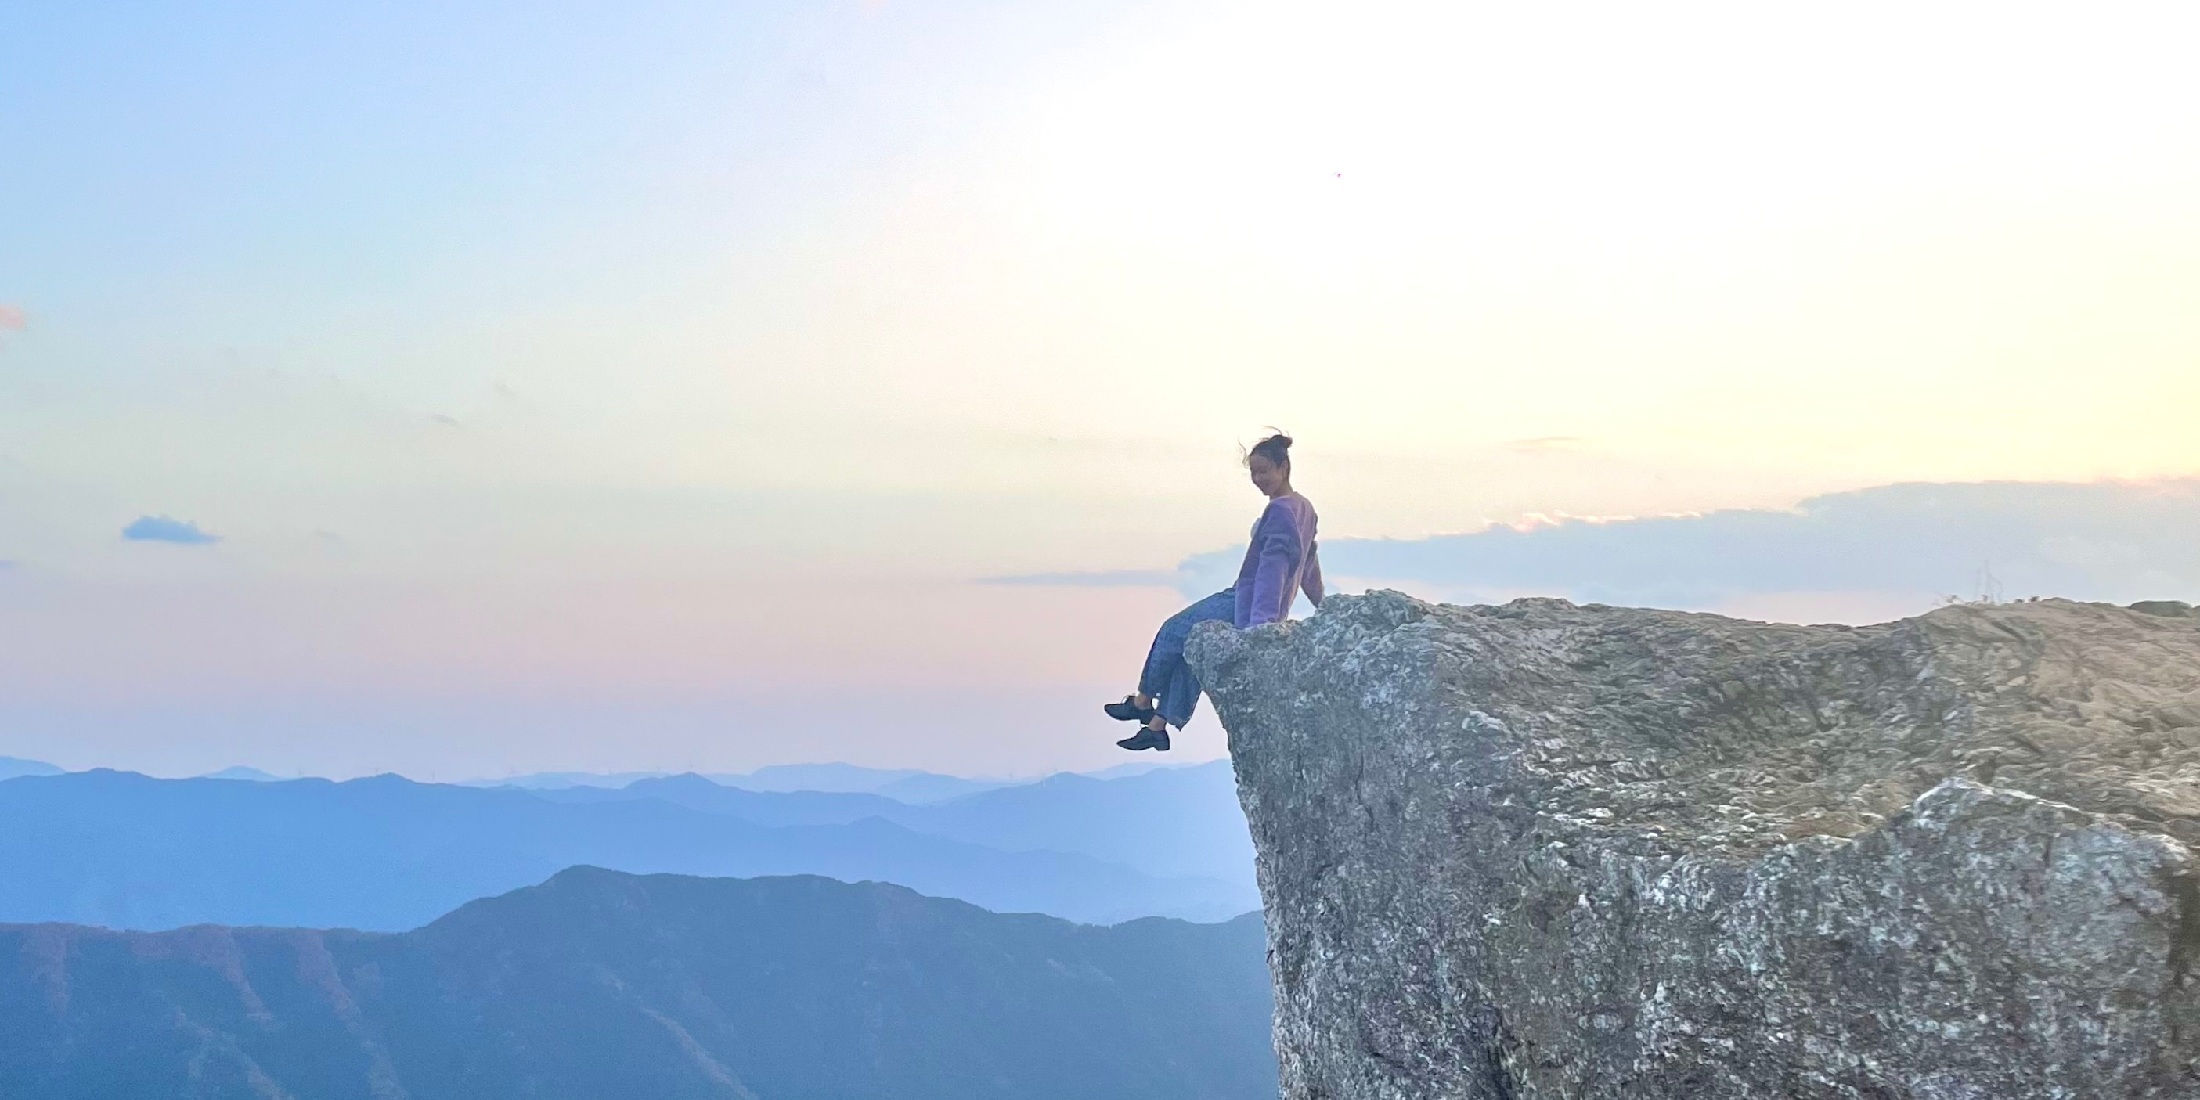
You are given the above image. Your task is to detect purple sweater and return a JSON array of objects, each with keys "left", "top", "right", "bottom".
[{"left": 1233, "top": 492, "right": 1324, "bottom": 628}]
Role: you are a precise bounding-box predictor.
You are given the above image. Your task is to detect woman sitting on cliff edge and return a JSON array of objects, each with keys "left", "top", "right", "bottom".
[{"left": 1107, "top": 432, "right": 1325, "bottom": 751}]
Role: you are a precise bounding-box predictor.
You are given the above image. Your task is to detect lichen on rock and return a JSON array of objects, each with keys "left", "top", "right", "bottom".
[{"left": 1189, "top": 593, "right": 2200, "bottom": 1099}]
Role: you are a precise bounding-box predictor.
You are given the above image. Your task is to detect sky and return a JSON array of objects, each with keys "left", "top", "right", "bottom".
[{"left": 3, "top": 0, "right": 2198, "bottom": 779}]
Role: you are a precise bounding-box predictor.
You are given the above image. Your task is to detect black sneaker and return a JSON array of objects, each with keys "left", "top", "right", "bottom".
[
  {"left": 1103, "top": 696, "right": 1157, "bottom": 723},
  {"left": 1116, "top": 728, "right": 1171, "bottom": 752}
]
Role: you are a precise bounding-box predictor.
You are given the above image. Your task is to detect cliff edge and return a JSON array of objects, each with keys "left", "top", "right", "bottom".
[{"left": 1188, "top": 594, "right": 2200, "bottom": 1099}]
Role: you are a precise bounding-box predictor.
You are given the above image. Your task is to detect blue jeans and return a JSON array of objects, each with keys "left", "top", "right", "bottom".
[{"left": 1138, "top": 589, "right": 1236, "bottom": 729}]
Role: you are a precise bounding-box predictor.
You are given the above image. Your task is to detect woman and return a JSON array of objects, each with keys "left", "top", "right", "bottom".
[{"left": 1107, "top": 432, "right": 1324, "bottom": 751}]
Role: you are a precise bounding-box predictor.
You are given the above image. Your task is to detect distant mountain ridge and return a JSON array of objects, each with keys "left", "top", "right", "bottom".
[
  {"left": 545, "top": 761, "right": 1257, "bottom": 886},
  {"left": 882, "top": 763, "right": 1254, "bottom": 884},
  {"left": 0, "top": 770, "right": 1254, "bottom": 930},
  {"left": 711, "top": 762, "right": 1014, "bottom": 803},
  {"left": 533, "top": 773, "right": 913, "bottom": 827},
  {"left": 482, "top": 762, "right": 1029, "bottom": 802},
  {"left": 467, "top": 769, "right": 680, "bottom": 790},
  {"left": 0, "top": 869, "right": 1277, "bottom": 1099},
  {"left": 200, "top": 765, "right": 284, "bottom": 781},
  {"left": 0, "top": 757, "right": 59, "bottom": 781}
]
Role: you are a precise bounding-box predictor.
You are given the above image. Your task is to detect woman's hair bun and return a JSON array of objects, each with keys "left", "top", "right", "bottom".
[{"left": 1246, "top": 430, "right": 1294, "bottom": 466}]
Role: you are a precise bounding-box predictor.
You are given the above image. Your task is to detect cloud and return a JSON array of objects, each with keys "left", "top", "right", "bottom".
[
  {"left": 0, "top": 304, "right": 23, "bottom": 347},
  {"left": 979, "top": 569, "right": 1178, "bottom": 588},
  {"left": 122, "top": 516, "right": 221, "bottom": 545},
  {"left": 1151, "top": 480, "right": 2200, "bottom": 620}
]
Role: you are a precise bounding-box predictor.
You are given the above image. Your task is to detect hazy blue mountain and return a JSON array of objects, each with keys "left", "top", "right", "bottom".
[
  {"left": 550, "top": 761, "right": 1257, "bottom": 888},
  {"left": 1082, "top": 759, "right": 1197, "bottom": 780},
  {"left": 474, "top": 764, "right": 1008, "bottom": 800},
  {"left": 887, "top": 762, "right": 1257, "bottom": 886},
  {"left": 870, "top": 770, "right": 1012, "bottom": 802},
  {"left": 0, "top": 869, "right": 1276, "bottom": 1100},
  {"left": 199, "top": 765, "right": 284, "bottom": 781},
  {"left": 471, "top": 760, "right": 1187, "bottom": 799},
  {"left": 469, "top": 770, "right": 670, "bottom": 789},
  {"left": 708, "top": 762, "right": 1014, "bottom": 802},
  {"left": 0, "top": 758, "right": 61, "bottom": 780},
  {"left": 533, "top": 773, "right": 909, "bottom": 826},
  {"left": 0, "top": 771, "right": 1253, "bottom": 930}
]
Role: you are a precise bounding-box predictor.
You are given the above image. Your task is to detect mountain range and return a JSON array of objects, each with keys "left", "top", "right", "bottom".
[
  {"left": 704, "top": 762, "right": 1016, "bottom": 803},
  {"left": 546, "top": 763, "right": 1254, "bottom": 884},
  {"left": 0, "top": 869, "right": 1276, "bottom": 1099},
  {"left": 0, "top": 757, "right": 60, "bottom": 781},
  {"left": 478, "top": 762, "right": 1018, "bottom": 802},
  {"left": 0, "top": 763, "right": 1257, "bottom": 930},
  {"left": 479, "top": 761, "right": 1186, "bottom": 799}
]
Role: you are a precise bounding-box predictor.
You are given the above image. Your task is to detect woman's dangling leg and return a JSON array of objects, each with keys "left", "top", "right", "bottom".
[
  {"left": 1102, "top": 614, "right": 1198, "bottom": 722},
  {"left": 1121, "top": 589, "right": 1236, "bottom": 748},
  {"left": 1137, "top": 590, "right": 1236, "bottom": 713},
  {"left": 1152, "top": 662, "right": 1200, "bottom": 731}
]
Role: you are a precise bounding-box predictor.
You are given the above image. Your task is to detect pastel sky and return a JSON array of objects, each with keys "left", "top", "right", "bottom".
[{"left": 3, "top": 1, "right": 2198, "bottom": 779}]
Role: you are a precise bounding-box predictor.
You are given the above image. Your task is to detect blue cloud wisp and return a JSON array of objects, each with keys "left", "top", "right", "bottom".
[{"left": 122, "top": 516, "right": 220, "bottom": 545}]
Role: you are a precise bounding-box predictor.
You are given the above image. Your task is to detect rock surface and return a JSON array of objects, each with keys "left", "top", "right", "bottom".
[{"left": 1189, "top": 594, "right": 2200, "bottom": 1099}]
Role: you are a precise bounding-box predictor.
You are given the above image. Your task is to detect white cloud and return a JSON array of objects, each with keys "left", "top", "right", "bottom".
[{"left": 1151, "top": 480, "right": 2200, "bottom": 622}]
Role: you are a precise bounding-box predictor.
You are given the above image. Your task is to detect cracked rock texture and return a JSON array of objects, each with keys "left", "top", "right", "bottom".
[{"left": 1188, "top": 594, "right": 2200, "bottom": 1099}]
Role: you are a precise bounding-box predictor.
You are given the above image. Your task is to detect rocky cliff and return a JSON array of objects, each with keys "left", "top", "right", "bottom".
[{"left": 1189, "top": 594, "right": 2200, "bottom": 1099}]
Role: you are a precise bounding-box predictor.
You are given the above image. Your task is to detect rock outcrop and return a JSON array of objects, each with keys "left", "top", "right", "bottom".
[{"left": 1189, "top": 594, "right": 2200, "bottom": 1099}]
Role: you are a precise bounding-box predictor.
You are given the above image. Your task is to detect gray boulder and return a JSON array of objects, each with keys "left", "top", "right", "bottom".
[{"left": 1189, "top": 593, "right": 2200, "bottom": 1099}]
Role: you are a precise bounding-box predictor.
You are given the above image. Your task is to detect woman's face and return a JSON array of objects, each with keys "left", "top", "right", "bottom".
[{"left": 1247, "top": 453, "right": 1288, "bottom": 497}]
